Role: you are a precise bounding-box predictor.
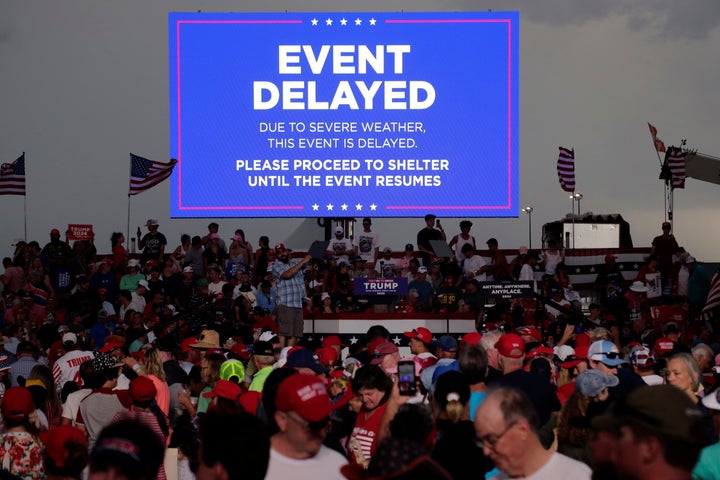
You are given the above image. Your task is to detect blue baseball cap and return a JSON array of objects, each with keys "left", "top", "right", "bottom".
[
  {"left": 588, "top": 340, "right": 625, "bottom": 367},
  {"left": 435, "top": 335, "right": 458, "bottom": 353}
]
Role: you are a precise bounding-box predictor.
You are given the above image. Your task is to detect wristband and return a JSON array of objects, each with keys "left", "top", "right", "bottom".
[{"left": 132, "top": 364, "right": 143, "bottom": 373}]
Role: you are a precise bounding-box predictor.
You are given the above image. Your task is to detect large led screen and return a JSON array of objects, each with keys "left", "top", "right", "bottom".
[{"left": 169, "top": 11, "right": 519, "bottom": 217}]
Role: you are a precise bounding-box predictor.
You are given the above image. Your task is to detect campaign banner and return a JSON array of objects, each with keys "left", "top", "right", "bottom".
[
  {"left": 67, "top": 224, "right": 93, "bottom": 241},
  {"left": 169, "top": 11, "right": 519, "bottom": 218},
  {"left": 355, "top": 277, "right": 408, "bottom": 296},
  {"left": 478, "top": 281, "right": 534, "bottom": 299}
]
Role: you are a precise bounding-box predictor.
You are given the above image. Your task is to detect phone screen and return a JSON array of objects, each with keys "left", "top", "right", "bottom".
[{"left": 397, "top": 360, "right": 417, "bottom": 396}]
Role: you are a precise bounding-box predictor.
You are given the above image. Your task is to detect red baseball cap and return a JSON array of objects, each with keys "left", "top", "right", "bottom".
[
  {"left": 370, "top": 342, "right": 399, "bottom": 364},
  {"left": 238, "top": 390, "right": 261, "bottom": 416},
  {"left": 275, "top": 373, "right": 332, "bottom": 422},
  {"left": 367, "top": 338, "right": 386, "bottom": 357},
  {"left": 315, "top": 346, "right": 339, "bottom": 366},
  {"left": 230, "top": 342, "right": 250, "bottom": 360},
  {"left": 129, "top": 376, "right": 157, "bottom": 403},
  {"left": 461, "top": 332, "right": 483, "bottom": 346},
  {"left": 40, "top": 426, "right": 87, "bottom": 467},
  {"left": 526, "top": 345, "right": 554, "bottom": 359},
  {"left": 1, "top": 387, "right": 34, "bottom": 419},
  {"left": 516, "top": 326, "right": 542, "bottom": 343},
  {"left": 559, "top": 344, "right": 589, "bottom": 369},
  {"left": 202, "top": 379, "right": 243, "bottom": 401},
  {"left": 322, "top": 335, "right": 346, "bottom": 348},
  {"left": 494, "top": 333, "right": 525, "bottom": 359},
  {"left": 404, "top": 327, "right": 433, "bottom": 344},
  {"left": 654, "top": 337, "right": 675, "bottom": 356}
]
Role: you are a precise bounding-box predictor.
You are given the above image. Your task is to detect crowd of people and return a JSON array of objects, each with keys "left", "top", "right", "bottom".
[{"left": 0, "top": 216, "right": 717, "bottom": 479}]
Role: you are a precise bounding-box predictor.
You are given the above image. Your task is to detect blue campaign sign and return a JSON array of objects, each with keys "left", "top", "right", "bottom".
[
  {"left": 354, "top": 277, "right": 408, "bottom": 296},
  {"left": 169, "top": 12, "right": 519, "bottom": 218}
]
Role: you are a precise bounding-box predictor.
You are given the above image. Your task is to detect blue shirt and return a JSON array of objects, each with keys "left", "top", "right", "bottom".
[
  {"left": 272, "top": 259, "right": 306, "bottom": 308},
  {"left": 256, "top": 289, "right": 277, "bottom": 313},
  {"left": 9, "top": 357, "right": 39, "bottom": 387}
]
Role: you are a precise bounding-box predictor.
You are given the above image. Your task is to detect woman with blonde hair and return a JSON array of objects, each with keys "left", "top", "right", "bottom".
[
  {"left": 141, "top": 345, "right": 171, "bottom": 415},
  {"left": 124, "top": 346, "right": 171, "bottom": 416},
  {"left": 666, "top": 352, "right": 702, "bottom": 402},
  {"left": 430, "top": 370, "right": 493, "bottom": 480},
  {"left": 27, "top": 364, "right": 63, "bottom": 428},
  {"left": 194, "top": 352, "right": 226, "bottom": 417}
]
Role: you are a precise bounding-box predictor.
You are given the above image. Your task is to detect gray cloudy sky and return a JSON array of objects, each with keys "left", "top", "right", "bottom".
[{"left": 1, "top": 0, "right": 719, "bottom": 259}]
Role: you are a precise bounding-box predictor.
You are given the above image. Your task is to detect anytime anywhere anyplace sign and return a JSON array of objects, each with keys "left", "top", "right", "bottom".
[{"left": 478, "top": 281, "right": 534, "bottom": 299}]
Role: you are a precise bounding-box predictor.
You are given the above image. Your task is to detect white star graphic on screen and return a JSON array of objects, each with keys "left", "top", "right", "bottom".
[
  {"left": 370, "top": 203, "right": 377, "bottom": 211},
  {"left": 349, "top": 336, "right": 359, "bottom": 344},
  {"left": 340, "top": 18, "right": 348, "bottom": 26},
  {"left": 355, "top": 203, "right": 363, "bottom": 211},
  {"left": 392, "top": 336, "right": 402, "bottom": 345},
  {"left": 369, "top": 18, "right": 377, "bottom": 26},
  {"left": 341, "top": 203, "right": 348, "bottom": 211},
  {"left": 326, "top": 18, "right": 333, "bottom": 26},
  {"left": 355, "top": 18, "right": 362, "bottom": 26},
  {"left": 590, "top": 266, "right": 596, "bottom": 273},
  {"left": 311, "top": 18, "right": 319, "bottom": 26},
  {"left": 327, "top": 203, "right": 334, "bottom": 211},
  {"left": 575, "top": 267, "right": 581, "bottom": 273},
  {"left": 312, "top": 203, "right": 319, "bottom": 211}
]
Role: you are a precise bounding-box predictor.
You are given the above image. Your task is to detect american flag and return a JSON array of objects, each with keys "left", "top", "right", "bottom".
[
  {"left": 666, "top": 146, "right": 686, "bottom": 189},
  {"left": 0, "top": 154, "right": 26, "bottom": 196},
  {"left": 129, "top": 153, "right": 177, "bottom": 196},
  {"left": 648, "top": 123, "right": 666, "bottom": 153},
  {"left": 557, "top": 147, "right": 575, "bottom": 193},
  {"left": 702, "top": 269, "right": 720, "bottom": 321},
  {"left": 481, "top": 248, "right": 649, "bottom": 289}
]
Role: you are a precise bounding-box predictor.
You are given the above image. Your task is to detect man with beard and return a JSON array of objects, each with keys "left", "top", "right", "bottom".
[{"left": 272, "top": 244, "right": 312, "bottom": 347}]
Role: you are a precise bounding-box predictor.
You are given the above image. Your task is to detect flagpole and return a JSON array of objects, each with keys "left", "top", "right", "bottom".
[
  {"left": 648, "top": 123, "right": 669, "bottom": 223},
  {"left": 570, "top": 195, "right": 575, "bottom": 250},
  {"left": 23, "top": 152, "right": 27, "bottom": 242},
  {"left": 127, "top": 153, "right": 132, "bottom": 252}
]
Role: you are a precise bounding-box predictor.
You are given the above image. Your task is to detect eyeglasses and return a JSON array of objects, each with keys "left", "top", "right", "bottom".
[
  {"left": 285, "top": 411, "right": 330, "bottom": 433},
  {"left": 476, "top": 420, "right": 517, "bottom": 449}
]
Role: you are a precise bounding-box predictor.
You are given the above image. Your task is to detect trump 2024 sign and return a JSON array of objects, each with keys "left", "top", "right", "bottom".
[{"left": 169, "top": 12, "right": 519, "bottom": 218}]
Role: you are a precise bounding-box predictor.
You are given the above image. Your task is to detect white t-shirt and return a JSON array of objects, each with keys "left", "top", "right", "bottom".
[
  {"left": 52, "top": 350, "right": 95, "bottom": 391},
  {"left": 61, "top": 388, "right": 92, "bottom": 425},
  {"left": 354, "top": 231, "right": 379, "bottom": 263},
  {"left": 640, "top": 374, "right": 664, "bottom": 386},
  {"left": 491, "top": 452, "right": 591, "bottom": 480},
  {"left": 265, "top": 445, "right": 347, "bottom": 480},
  {"left": 374, "top": 257, "right": 398, "bottom": 278},
  {"left": 463, "top": 255, "right": 487, "bottom": 281},
  {"left": 542, "top": 250, "right": 563, "bottom": 276},
  {"left": 453, "top": 234, "right": 475, "bottom": 261},
  {"left": 519, "top": 264, "right": 535, "bottom": 281},
  {"left": 328, "top": 237, "right": 354, "bottom": 264}
]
